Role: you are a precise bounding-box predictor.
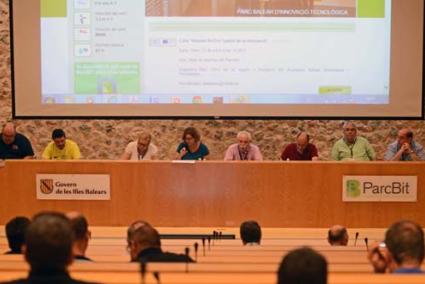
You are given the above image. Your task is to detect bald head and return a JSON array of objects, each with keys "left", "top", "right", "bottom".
[
  {"left": 128, "top": 223, "right": 160, "bottom": 261},
  {"left": 328, "top": 225, "right": 348, "bottom": 246},
  {"left": 296, "top": 132, "right": 310, "bottom": 151},
  {"left": 2, "top": 123, "right": 16, "bottom": 145},
  {"left": 237, "top": 131, "right": 252, "bottom": 150},
  {"left": 127, "top": 220, "right": 152, "bottom": 245}
]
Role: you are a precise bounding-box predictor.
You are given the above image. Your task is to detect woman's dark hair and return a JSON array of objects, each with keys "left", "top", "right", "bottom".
[{"left": 182, "top": 127, "right": 200, "bottom": 142}]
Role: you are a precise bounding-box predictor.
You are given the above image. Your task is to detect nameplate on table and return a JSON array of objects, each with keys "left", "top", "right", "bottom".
[
  {"left": 342, "top": 176, "right": 417, "bottom": 202},
  {"left": 36, "top": 174, "right": 110, "bottom": 200}
]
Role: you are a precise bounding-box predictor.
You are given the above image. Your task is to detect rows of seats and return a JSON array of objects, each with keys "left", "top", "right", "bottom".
[{"left": 1, "top": 227, "right": 425, "bottom": 283}]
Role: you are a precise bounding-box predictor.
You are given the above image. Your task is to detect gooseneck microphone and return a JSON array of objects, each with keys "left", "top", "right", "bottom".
[
  {"left": 194, "top": 242, "right": 199, "bottom": 261},
  {"left": 202, "top": 237, "right": 206, "bottom": 256},
  {"left": 185, "top": 247, "right": 190, "bottom": 273},
  {"left": 354, "top": 232, "right": 359, "bottom": 247},
  {"left": 140, "top": 260, "right": 147, "bottom": 284}
]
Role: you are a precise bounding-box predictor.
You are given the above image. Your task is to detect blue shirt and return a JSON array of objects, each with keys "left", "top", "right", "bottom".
[
  {"left": 393, "top": 267, "right": 424, "bottom": 274},
  {"left": 0, "top": 133, "right": 34, "bottom": 159},
  {"left": 384, "top": 141, "right": 425, "bottom": 161},
  {"left": 177, "top": 142, "right": 209, "bottom": 160}
]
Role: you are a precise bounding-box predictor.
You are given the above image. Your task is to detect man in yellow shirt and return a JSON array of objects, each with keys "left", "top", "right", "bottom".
[{"left": 42, "top": 129, "right": 81, "bottom": 160}]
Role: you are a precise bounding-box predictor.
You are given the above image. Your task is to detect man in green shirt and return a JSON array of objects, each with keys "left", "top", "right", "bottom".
[
  {"left": 42, "top": 129, "right": 81, "bottom": 160},
  {"left": 331, "top": 122, "right": 376, "bottom": 161}
]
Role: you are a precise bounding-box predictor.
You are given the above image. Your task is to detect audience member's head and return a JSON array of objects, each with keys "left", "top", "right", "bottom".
[
  {"left": 5, "top": 216, "right": 31, "bottom": 254},
  {"left": 66, "top": 212, "right": 91, "bottom": 258},
  {"left": 1, "top": 122, "right": 16, "bottom": 145},
  {"left": 327, "top": 225, "right": 349, "bottom": 246},
  {"left": 278, "top": 247, "right": 328, "bottom": 284},
  {"left": 25, "top": 212, "right": 74, "bottom": 271},
  {"left": 128, "top": 224, "right": 161, "bottom": 261},
  {"left": 51, "top": 128, "right": 66, "bottom": 150},
  {"left": 236, "top": 131, "right": 252, "bottom": 150},
  {"left": 127, "top": 220, "right": 152, "bottom": 246},
  {"left": 368, "top": 220, "right": 424, "bottom": 273},
  {"left": 240, "top": 220, "right": 262, "bottom": 245},
  {"left": 342, "top": 121, "right": 357, "bottom": 143},
  {"left": 386, "top": 220, "right": 424, "bottom": 269}
]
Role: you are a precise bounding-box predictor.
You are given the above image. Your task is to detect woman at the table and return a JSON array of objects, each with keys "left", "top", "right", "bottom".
[{"left": 176, "top": 127, "right": 209, "bottom": 160}]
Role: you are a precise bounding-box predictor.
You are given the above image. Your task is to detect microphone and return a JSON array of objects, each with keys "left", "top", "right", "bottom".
[
  {"left": 185, "top": 247, "right": 190, "bottom": 273},
  {"left": 153, "top": 271, "right": 161, "bottom": 284},
  {"left": 194, "top": 242, "right": 199, "bottom": 261},
  {"left": 207, "top": 236, "right": 211, "bottom": 251},
  {"left": 364, "top": 237, "right": 369, "bottom": 251},
  {"left": 354, "top": 232, "right": 359, "bottom": 247},
  {"left": 219, "top": 231, "right": 222, "bottom": 240},
  {"left": 140, "top": 260, "right": 147, "bottom": 284},
  {"left": 212, "top": 230, "right": 217, "bottom": 245},
  {"left": 202, "top": 237, "right": 206, "bottom": 256}
]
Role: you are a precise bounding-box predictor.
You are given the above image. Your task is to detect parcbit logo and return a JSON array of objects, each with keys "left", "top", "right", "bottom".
[
  {"left": 40, "top": 179, "right": 54, "bottom": 194},
  {"left": 346, "top": 180, "right": 361, "bottom": 198}
]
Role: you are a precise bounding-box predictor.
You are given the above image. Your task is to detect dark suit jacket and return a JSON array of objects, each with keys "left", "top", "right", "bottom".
[
  {"left": 0, "top": 269, "right": 97, "bottom": 284},
  {"left": 137, "top": 247, "right": 195, "bottom": 263}
]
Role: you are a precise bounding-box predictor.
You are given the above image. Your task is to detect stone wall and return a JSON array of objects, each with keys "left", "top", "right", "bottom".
[{"left": 1, "top": 0, "right": 424, "bottom": 160}]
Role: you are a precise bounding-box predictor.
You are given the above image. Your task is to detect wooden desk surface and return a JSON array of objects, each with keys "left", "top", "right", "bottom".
[{"left": 0, "top": 160, "right": 423, "bottom": 227}]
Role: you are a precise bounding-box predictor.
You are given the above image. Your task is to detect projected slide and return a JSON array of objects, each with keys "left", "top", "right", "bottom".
[{"left": 40, "top": 0, "right": 391, "bottom": 105}]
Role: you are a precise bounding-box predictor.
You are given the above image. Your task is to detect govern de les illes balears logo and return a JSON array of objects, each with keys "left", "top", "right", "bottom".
[{"left": 40, "top": 179, "right": 54, "bottom": 194}]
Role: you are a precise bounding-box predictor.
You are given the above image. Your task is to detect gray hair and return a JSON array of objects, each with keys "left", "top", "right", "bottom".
[{"left": 237, "top": 131, "right": 252, "bottom": 141}]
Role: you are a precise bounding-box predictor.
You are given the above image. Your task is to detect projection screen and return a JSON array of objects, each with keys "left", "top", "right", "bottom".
[{"left": 10, "top": 0, "right": 424, "bottom": 118}]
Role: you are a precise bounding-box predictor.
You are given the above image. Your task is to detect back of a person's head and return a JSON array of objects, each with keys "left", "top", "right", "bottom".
[
  {"left": 385, "top": 220, "right": 425, "bottom": 265},
  {"left": 69, "top": 215, "right": 89, "bottom": 241},
  {"left": 25, "top": 212, "right": 73, "bottom": 271},
  {"left": 5, "top": 216, "right": 30, "bottom": 253},
  {"left": 327, "top": 225, "right": 348, "bottom": 246},
  {"left": 127, "top": 220, "right": 152, "bottom": 243},
  {"left": 278, "top": 247, "right": 328, "bottom": 284},
  {"left": 240, "top": 220, "right": 262, "bottom": 244},
  {"left": 131, "top": 224, "right": 161, "bottom": 249}
]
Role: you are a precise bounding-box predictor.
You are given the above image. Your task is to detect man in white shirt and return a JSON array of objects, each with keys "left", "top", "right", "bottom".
[{"left": 121, "top": 133, "right": 158, "bottom": 160}]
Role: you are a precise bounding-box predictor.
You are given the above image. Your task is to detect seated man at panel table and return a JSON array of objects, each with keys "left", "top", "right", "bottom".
[
  {"left": 224, "top": 131, "right": 262, "bottom": 161},
  {"left": 281, "top": 132, "right": 319, "bottom": 161},
  {"left": 0, "top": 122, "right": 34, "bottom": 159},
  {"left": 42, "top": 129, "right": 81, "bottom": 160},
  {"left": 4, "top": 216, "right": 30, "bottom": 254},
  {"left": 327, "top": 225, "right": 349, "bottom": 246},
  {"left": 121, "top": 132, "right": 158, "bottom": 160},
  {"left": 66, "top": 212, "right": 92, "bottom": 262},
  {"left": 384, "top": 128, "right": 425, "bottom": 161},
  {"left": 278, "top": 247, "right": 328, "bottom": 284},
  {"left": 331, "top": 122, "right": 376, "bottom": 161},
  {"left": 368, "top": 220, "right": 424, "bottom": 274},
  {"left": 240, "top": 220, "right": 262, "bottom": 246},
  {"left": 127, "top": 223, "right": 194, "bottom": 263},
  {"left": 1, "top": 212, "right": 96, "bottom": 284}
]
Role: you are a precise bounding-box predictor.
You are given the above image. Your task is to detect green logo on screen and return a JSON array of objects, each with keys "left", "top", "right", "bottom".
[{"left": 346, "top": 180, "right": 361, "bottom": 198}]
